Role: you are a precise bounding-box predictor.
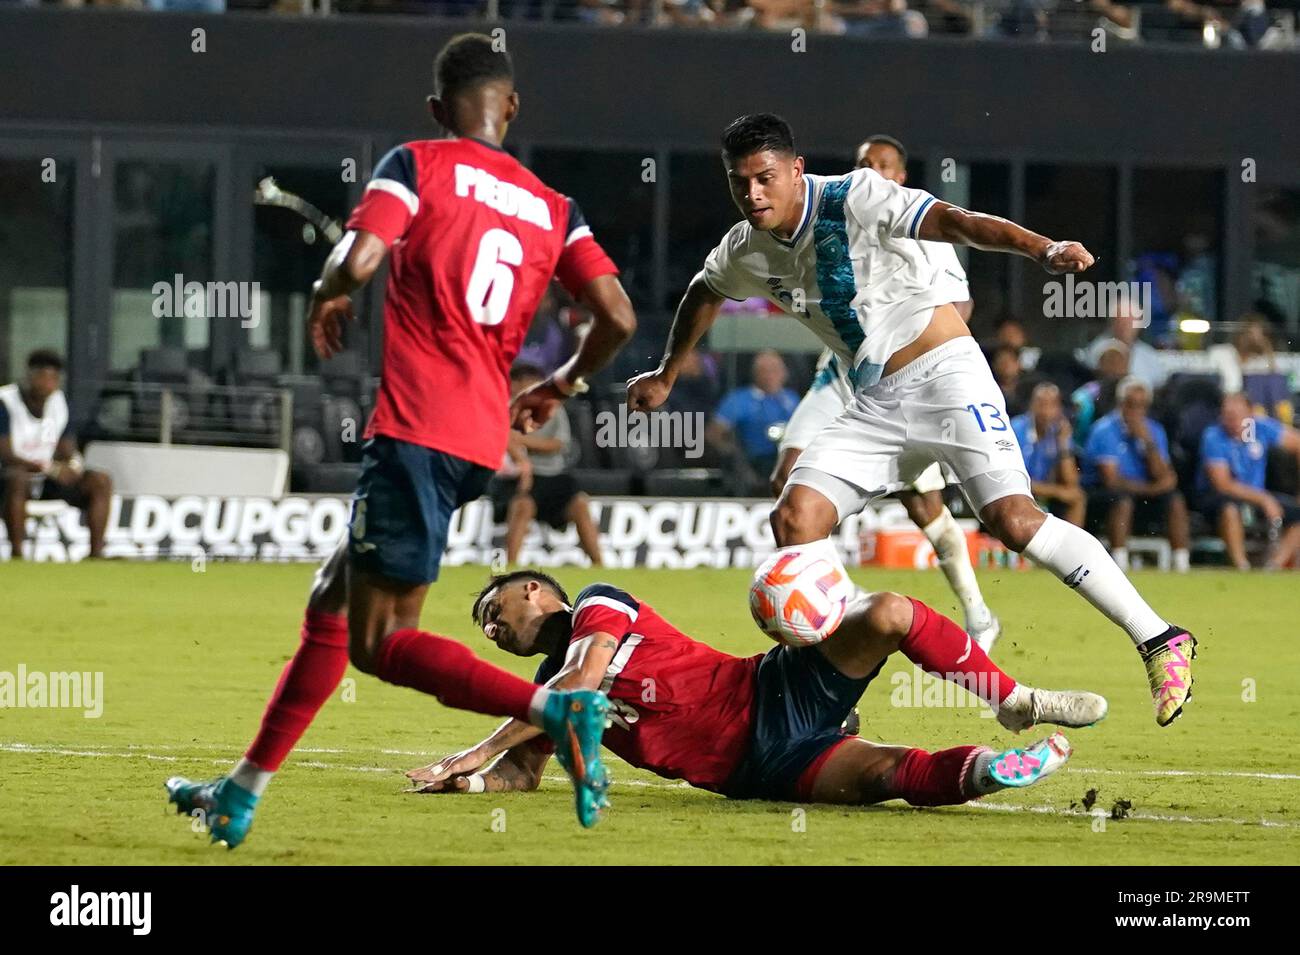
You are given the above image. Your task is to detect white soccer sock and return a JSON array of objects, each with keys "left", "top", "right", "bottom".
[
  {"left": 921, "top": 508, "right": 990, "bottom": 627},
  {"left": 1111, "top": 547, "right": 1130, "bottom": 572},
  {"left": 1022, "top": 514, "right": 1168, "bottom": 646},
  {"left": 229, "top": 757, "right": 275, "bottom": 798},
  {"left": 1173, "top": 548, "right": 1190, "bottom": 573}
]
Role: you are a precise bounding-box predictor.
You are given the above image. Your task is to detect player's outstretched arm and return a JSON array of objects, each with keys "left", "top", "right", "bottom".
[
  {"left": 916, "top": 201, "right": 1095, "bottom": 275},
  {"left": 511, "top": 273, "right": 636, "bottom": 432},
  {"left": 627, "top": 275, "right": 725, "bottom": 412},
  {"left": 306, "top": 229, "right": 389, "bottom": 359},
  {"left": 406, "top": 633, "right": 617, "bottom": 788},
  {"left": 415, "top": 740, "right": 553, "bottom": 795}
]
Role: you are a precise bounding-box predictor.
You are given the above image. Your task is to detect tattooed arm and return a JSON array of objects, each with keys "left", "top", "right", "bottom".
[{"left": 406, "top": 632, "right": 619, "bottom": 792}]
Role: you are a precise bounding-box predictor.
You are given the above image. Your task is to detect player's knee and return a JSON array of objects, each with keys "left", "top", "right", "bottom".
[
  {"left": 863, "top": 591, "right": 913, "bottom": 645},
  {"left": 901, "top": 491, "right": 941, "bottom": 528},
  {"left": 85, "top": 470, "right": 113, "bottom": 496},
  {"left": 982, "top": 497, "right": 1044, "bottom": 553},
  {"left": 770, "top": 493, "right": 831, "bottom": 546}
]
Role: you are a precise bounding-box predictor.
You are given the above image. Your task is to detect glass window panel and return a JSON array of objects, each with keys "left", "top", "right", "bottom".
[
  {"left": 252, "top": 164, "right": 351, "bottom": 375},
  {"left": 111, "top": 160, "right": 214, "bottom": 373},
  {"left": 0, "top": 157, "right": 72, "bottom": 383},
  {"left": 530, "top": 149, "right": 655, "bottom": 310},
  {"left": 1024, "top": 164, "right": 1118, "bottom": 351},
  {"left": 1252, "top": 185, "right": 1300, "bottom": 342},
  {"left": 1133, "top": 167, "right": 1223, "bottom": 326}
]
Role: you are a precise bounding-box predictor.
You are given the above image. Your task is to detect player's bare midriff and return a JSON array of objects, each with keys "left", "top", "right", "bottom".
[{"left": 879, "top": 302, "right": 971, "bottom": 378}]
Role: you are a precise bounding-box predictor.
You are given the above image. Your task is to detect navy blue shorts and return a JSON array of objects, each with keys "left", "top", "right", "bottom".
[
  {"left": 722, "top": 646, "right": 884, "bottom": 802},
  {"left": 348, "top": 436, "right": 494, "bottom": 585}
]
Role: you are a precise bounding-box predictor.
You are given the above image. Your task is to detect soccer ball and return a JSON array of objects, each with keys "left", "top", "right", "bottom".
[{"left": 749, "top": 544, "right": 853, "bottom": 647}]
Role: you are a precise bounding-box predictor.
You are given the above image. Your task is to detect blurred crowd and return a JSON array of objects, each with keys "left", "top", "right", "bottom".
[{"left": 10, "top": 0, "right": 1298, "bottom": 50}]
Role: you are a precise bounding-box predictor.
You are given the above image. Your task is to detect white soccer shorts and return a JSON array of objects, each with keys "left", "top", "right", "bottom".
[
  {"left": 788, "top": 336, "right": 1031, "bottom": 521},
  {"left": 781, "top": 362, "right": 952, "bottom": 498}
]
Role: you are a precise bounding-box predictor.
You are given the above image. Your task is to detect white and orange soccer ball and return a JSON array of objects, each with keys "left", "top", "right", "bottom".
[{"left": 749, "top": 543, "right": 853, "bottom": 646}]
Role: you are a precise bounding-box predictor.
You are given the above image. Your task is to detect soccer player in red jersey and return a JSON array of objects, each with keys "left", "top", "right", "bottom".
[
  {"left": 165, "top": 34, "right": 636, "bottom": 845},
  {"left": 405, "top": 571, "right": 1098, "bottom": 808}
]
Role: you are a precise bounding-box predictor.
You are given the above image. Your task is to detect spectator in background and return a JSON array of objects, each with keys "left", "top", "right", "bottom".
[
  {"left": 517, "top": 285, "right": 589, "bottom": 373},
  {"left": 1012, "top": 383, "right": 1086, "bottom": 527},
  {"left": 1078, "top": 304, "right": 1168, "bottom": 390},
  {"left": 1207, "top": 316, "right": 1293, "bottom": 424},
  {"left": 489, "top": 364, "right": 603, "bottom": 568},
  {"left": 1082, "top": 377, "right": 1191, "bottom": 573},
  {"left": 710, "top": 350, "right": 799, "bottom": 493},
  {"left": 989, "top": 343, "right": 1033, "bottom": 417},
  {"left": 1197, "top": 392, "right": 1300, "bottom": 570},
  {"left": 992, "top": 317, "right": 1041, "bottom": 371},
  {"left": 2, "top": 350, "right": 114, "bottom": 561},
  {"left": 1071, "top": 339, "right": 1128, "bottom": 443},
  {"left": 834, "top": 0, "right": 929, "bottom": 36},
  {"left": 665, "top": 349, "right": 721, "bottom": 420}
]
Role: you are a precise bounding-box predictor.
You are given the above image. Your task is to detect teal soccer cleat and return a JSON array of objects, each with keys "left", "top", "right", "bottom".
[
  {"left": 541, "top": 689, "right": 612, "bottom": 828},
  {"left": 165, "top": 775, "right": 259, "bottom": 849}
]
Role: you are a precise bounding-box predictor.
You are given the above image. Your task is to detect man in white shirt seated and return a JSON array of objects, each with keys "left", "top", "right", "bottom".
[
  {"left": 1, "top": 350, "right": 114, "bottom": 560},
  {"left": 1077, "top": 304, "right": 1168, "bottom": 391}
]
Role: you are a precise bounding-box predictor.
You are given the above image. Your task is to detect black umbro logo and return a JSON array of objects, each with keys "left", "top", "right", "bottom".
[{"left": 1063, "top": 564, "right": 1090, "bottom": 589}]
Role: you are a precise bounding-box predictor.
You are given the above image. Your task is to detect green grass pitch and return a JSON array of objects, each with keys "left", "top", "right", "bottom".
[{"left": 1, "top": 560, "right": 1296, "bottom": 865}]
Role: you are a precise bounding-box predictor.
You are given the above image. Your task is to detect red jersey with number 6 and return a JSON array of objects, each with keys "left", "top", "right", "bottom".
[{"left": 346, "top": 137, "right": 617, "bottom": 469}]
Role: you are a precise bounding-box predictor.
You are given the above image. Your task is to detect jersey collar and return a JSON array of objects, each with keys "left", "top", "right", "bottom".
[
  {"left": 465, "top": 136, "right": 507, "bottom": 153},
  {"left": 769, "top": 175, "right": 815, "bottom": 249}
]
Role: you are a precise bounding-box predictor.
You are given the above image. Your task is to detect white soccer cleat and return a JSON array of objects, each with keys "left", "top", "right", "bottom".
[
  {"left": 968, "top": 611, "right": 1001, "bottom": 655},
  {"left": 996, "top": 683, "right": 1108, "bottom": 733},
  {"left": 986, "top": 732, "right": 1073, "bottom": 789}
]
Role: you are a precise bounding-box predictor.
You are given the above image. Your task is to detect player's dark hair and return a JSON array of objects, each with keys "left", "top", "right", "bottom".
[
  {"left": 862, "top": 134, "right": 908, "bottom": 167},
  {"left": 434, "top": 33, "right": 514, "bottom": 99},
  {"left": 26, "top": 349, "right": 63, "bottom": 371},
  {"left": 510, "top": 362, "right": 545, "bottom": 383},
  {"left": 721, "top": 113, "right": 796, "bottom": 162},
  {"left": 472, "top": 571, "right": 571, "bottom": 626}
]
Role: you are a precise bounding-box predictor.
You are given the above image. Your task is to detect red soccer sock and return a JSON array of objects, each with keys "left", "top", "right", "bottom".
[
  {"left": 899, "top": 598, "right": 1015, "bottom": 706},
  {"left": 891, "top": 745, "right": 986, "bottom": 806},
  {"left": 244, "top": 609, "right": 351, "bottom": 772},
  {"left": 373, "top": 628, "right": 539, "bottom": 724}
]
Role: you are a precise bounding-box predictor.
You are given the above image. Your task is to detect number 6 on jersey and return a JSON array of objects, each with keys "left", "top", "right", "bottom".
[{"left": 466, "top": 228, "right": 524, "bottom": 326}]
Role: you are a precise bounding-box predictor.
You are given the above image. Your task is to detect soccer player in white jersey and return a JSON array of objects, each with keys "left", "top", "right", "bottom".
[
  {"left": 629, "top": 114, "right": 1195, "bottom": 727},
  {"left": 772, "top": 135, "right": 1000, "bottom": 654}
]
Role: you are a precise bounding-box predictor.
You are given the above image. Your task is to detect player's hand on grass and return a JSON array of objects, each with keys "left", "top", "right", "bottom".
[
  {"left": 626, "top": 365, "right": 675, "bottom": 412},
  {"left": 1040, "top": 240, "right": 1094, "bottom": 275},
  {"left": 511, "top": 380, "right": 565, "bottom": 433},
  {"left": 405, "top": 747, "right": 490, "bottom": 789},
  {"left": 307, "top": 287, "right": 355, "bottom": 360}
]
